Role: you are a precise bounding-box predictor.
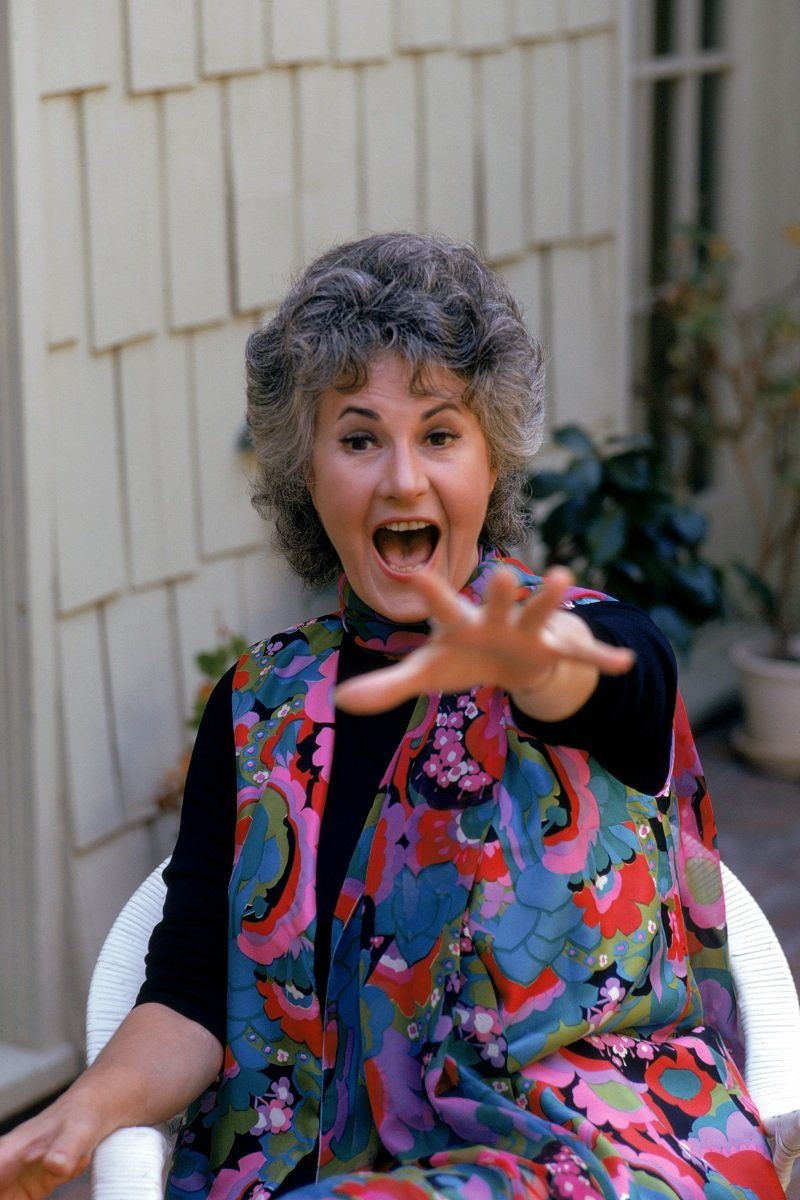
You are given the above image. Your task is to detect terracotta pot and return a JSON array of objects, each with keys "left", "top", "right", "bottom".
[{"left": 730, "top": 634, "right": 800, "bottom": 780}]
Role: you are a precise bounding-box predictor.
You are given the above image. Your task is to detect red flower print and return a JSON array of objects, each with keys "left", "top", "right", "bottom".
[
  {"left": 415, "top": 808, "right": 482, "bottom": 876},
  {"left": 573, "top": 852, "right": 656, "bottom": 938},
  {"left": 666, "top": 899, "right": 689, "bottom": 963},
  {"left": 645, "top": 1046, "right": 717, "bottom": 1116},
  {"left": 261, "top": 981, "right": 323, "bottom": 1056},
  {"left": 474, "top": 837, "right": 510, "bottom": 884}
]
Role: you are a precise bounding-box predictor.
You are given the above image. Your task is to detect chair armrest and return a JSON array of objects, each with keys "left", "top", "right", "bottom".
[
  {"left": 86, "top": 861, "right": 170, "bottom": 1064},
  {"left": 87, "top": 861, "right": 183, "bottom": 1198},
  {"left": 721, "top": 860, "right": 800, "bottom": 1188},
  {"left": 764, "top": 1109, "right": 800, "bottom": 1192},
  {"left": 91, "top": 1124, "right": 176, "bottom": 1200}
]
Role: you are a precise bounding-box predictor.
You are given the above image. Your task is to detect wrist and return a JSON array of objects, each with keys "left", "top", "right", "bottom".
[{"left": 511, "top": 658, "right": 599, "bottom": 723}]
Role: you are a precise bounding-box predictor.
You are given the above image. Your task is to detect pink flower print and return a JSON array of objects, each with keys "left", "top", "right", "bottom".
[
  {"left": 422, "top": 697, "right": 496, "bottom": 791},
  {"left": 456, "top": 694, "right": 479, "bottom": 719},
  {"left": 471, "top": 1007, "right": 502, "bottom": 1043},
  {"left": 547, "top": 1145, "right": 604, "bottom": 1200},
  {"left": 263, "top": 1099, "right": 292, "bottom": 1134},
  {"left": 454, "top": 1004, "right": 507, "bottom": 1065},
  {"left": 252, "top": 1076, "right": 295, "bottom": 1136},
  {"left": 459, "top": 765, "right": 494, "bottom": 792},
  {"left": 433, "top": 726, "right": 465, "bottom": 766},
  {"left": 598, "top": 976, "right": 625, "bottom": 1010},
  {"left": 270, "top": 1076, "right": 294, "bottom": 1104},
  {"left": 482, "top": 1040, "right": 505, "bottom": 1067}
]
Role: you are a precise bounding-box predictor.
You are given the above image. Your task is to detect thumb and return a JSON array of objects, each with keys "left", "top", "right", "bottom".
[{"left": 335, "top": 656, "right": 430, "bottom": 714}]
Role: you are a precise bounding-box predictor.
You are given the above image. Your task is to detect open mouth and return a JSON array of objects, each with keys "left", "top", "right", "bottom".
[{"left": 373, "top": 520, "right": 439, "bottom": 573}]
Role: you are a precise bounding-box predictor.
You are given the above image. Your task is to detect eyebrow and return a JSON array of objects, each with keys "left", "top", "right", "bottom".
[{"left": 335, "top": 400, "right": 461, "bottom": 423}]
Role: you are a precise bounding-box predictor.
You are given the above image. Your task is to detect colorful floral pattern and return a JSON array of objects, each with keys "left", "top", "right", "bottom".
[{"left": 165, "top": 552, "right": 781, "bottom": 1200}]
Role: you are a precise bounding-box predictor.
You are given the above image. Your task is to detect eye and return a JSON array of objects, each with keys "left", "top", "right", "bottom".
[
  {"left": 341, "top": 432, "right": 375, "bottom": 452},
  {"left": 426, "top": 429, "right": 458, "bottom": 448}
]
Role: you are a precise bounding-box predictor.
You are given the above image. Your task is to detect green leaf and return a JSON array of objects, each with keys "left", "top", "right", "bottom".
[
  {"left": 586, "top": 509, "right": 628, "bottom": 565},
  {"left": 540, "top": 498, "right": 589, "bottom": 552},
  {"left": 554, "top": 424, "right": 596, "bottom": 455},
  {"left": 670, "top": 562, "right": 723, "bottom": 613},
  {"left": 668, "top": 507, "right": 708, "bottom": 546},
  {"left": 561, "top": 456, "right": 603, "bottom": 496},
  {"left": 648, "top": 605, "right": 694, "bottom": 656},
  {"left": 612, "top": 559, "right": 646, "bottom": 586},
  {"left": 605, "top": 451, "right": 654, "bottom": 494},
  {"left": 525, "top": 469, "right": 567, "bottom": 499}
]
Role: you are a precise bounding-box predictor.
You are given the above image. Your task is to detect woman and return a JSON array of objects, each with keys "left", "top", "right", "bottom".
[{"left": 0, "top": 233, "right": 782, "bottom": 1199}]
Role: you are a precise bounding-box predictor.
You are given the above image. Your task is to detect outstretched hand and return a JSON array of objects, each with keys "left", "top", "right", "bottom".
[
  {"left": 335, "top": 566, "right": 635, "bottom": 720},
  {"left": 0, "top": 1097, "right": 96, "bottom": 1200}
]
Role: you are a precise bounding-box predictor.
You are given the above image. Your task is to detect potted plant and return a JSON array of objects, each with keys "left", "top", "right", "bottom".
[
  {"left": 654, "top": 225, "right": 800, "bottom": 778},
  {"left": 525, "top": 426, "right": 724, "bottom": 658}
]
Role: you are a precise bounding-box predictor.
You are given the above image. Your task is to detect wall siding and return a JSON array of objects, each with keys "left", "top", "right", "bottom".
[{"left": 12, "top": 0, "right": 625, "bottom": 1043}]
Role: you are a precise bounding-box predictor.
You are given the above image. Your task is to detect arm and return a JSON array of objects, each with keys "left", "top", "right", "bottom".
[
  {"left": 0, "top": 1004, "right": 221, "bottom": 1199},
  {"left": 336, "top": 567, "right": 635, "bottom": 718},
  {"left": 0, "top": 667, "right": 239, "bottom": 1200}
]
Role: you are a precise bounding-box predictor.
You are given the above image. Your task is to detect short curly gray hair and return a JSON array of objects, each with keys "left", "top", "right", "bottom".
[{"left": 246, "top": 231, "right": 545, "bottom": 588}]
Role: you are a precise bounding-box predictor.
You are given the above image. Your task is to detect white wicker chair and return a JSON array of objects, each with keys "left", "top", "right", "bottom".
[
  {"left": 720, "top": 861, "right": 800, "bottom": 1189},
  {"left": 85, "top": 859, "right": 178, "bottom": 1200},
  {"left": 86, "top": 858, "right": 800, "bottom": 1199}
]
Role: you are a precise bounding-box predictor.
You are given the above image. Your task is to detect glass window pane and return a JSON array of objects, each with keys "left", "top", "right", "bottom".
[
  {"left": 649, "top": 79, "right": 675, "bottom": 285},
  {"left": 700, "top": 0, "right": 724, "bottom": 50},
  {"left": 698, "top": 72, "right": 722, "bottom": 233},
  {"left": 653, "top": 0, "right": 676, "bottom": 56}
]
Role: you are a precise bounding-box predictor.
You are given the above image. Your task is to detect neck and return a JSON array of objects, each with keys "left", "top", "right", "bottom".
[{"left": 339, "top": 546, "right": 504, "bottom": 657}]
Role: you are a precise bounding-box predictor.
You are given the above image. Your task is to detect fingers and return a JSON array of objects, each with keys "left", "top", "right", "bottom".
[
  {"left": 557, "top": 636, "right": 636, "bottom": 676},
  {"left": 537, "top": 607, "right": 637, "bottom": 678},
  {"left": 0, "top": 1106, "right": 95, "bottom": 1194},
  {"left": 482, "top": 567, "right": 520, "bottom": 623},
  {"left": 407, "top": 570, "right": 477, "bottom": 628},
  {"left": 589, "top": 643, "right": 636, "bottom": 675},
  {"left": 517, "top": 566, "right": 575, "bottom": 632}
]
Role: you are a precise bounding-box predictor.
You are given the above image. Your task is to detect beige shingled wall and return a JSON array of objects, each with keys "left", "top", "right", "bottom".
[{"left": 1, "top": 0, "right": 622, "bottom": 1086}]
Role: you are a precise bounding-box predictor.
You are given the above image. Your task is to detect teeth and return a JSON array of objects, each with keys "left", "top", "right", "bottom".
[{"left": 381, "top": 520, "right": 431, "bottom": 532}]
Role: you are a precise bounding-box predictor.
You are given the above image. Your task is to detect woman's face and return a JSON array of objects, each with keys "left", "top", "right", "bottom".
[{"left": 309, "top": 354, "right": 497, "bottom": 623}]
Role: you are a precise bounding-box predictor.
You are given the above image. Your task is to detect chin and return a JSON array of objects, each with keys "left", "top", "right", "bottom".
[
  {"left": 361, "top": 577, "right": 431, "bottom": 624},
  {"left": 374, "top": 596, "right": 431, "bottom": 625}
]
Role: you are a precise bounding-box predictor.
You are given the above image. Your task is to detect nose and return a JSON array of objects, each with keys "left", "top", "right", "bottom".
[{"left": 378, "top": 442, "right": 429, "bottom": 501}]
